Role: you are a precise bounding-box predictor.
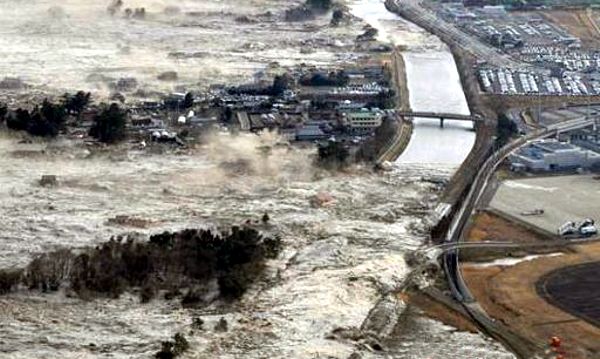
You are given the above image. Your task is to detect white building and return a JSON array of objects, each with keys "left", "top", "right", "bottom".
[
  {"left": 343, "top": 109, "right": 384, "bottom": 134},
  {"left": 510, "top": 140, "right": 600, "bottom": 171}
]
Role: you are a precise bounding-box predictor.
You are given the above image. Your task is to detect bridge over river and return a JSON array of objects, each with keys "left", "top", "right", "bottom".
[{"left": 396, "top": 110, "right": 484, "bottom": 128}]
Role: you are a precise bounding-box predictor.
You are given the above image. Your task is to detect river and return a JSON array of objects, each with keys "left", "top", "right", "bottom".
[
  {"left": 348, "top": 0, "right": 476, "bottom": 170},
  {"left": 0, "top": 1, "right": 509, "bottom": 358},
  {"left": 347, "top": 1, "right": 514, "bottom": 358}
]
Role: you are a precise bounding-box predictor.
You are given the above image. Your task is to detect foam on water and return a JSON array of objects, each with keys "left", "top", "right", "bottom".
[{"left": 0, "top": 134, "right": 437, "bottom": 358}]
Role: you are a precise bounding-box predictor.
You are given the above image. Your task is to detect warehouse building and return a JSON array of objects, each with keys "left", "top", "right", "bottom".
[{"left": 510, "top": 140, "right": 600, "bottom": 172}]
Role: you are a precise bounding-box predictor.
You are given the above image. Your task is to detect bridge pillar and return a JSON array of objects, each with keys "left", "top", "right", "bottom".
[{"left": 440, "top": 118, "right": 445, "bottom": 128}]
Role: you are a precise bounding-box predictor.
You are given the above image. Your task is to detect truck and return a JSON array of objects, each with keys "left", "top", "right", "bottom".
[{"left": 558, "top": 219, "right": 598, "bottom": 238}]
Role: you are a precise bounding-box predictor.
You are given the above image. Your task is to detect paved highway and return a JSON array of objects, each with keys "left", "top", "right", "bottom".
[
  {"left": 387, "top": 0, "right": 520, "bottom": 68},
  {"left": 442, "top": 116, "right": 596, "bottom": 357}
]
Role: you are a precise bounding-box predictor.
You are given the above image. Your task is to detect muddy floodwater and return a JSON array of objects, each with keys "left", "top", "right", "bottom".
[
  {"left": 0, "top": 0, "right": 362, "bottom": 98},
  {"left": 0, "top": 133, "right": 511, "bottom": 358},
  {"left": 0, "top": 126, "right": 513, "bottom": 347}
]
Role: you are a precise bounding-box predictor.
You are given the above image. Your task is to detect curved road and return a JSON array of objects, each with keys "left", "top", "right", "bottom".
[{"left": 443, "top": 116, "right": 597, "bottom": 357}]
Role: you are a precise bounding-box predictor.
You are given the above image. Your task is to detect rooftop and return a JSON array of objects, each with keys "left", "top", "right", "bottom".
[{"left": 534, "top": 141, "right": 576, "bottom": 152}]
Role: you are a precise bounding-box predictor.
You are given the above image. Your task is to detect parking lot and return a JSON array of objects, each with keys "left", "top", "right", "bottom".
[
  {"left": 490, "top": 175, "right": 600, "bottom": 236},
  {"left": 478, "top": 67, "right": 600, "bottom": 96},
  {"left": 535, "top": 104, "right": 600, "bottom": 126}
]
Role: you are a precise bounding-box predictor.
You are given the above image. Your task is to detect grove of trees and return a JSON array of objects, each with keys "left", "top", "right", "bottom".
[
  {"left": 4, "top": 100, "right": 67, "bottom": 137},
  {"left": 0, "top": 91, "right": 92, "bottom": 137},
  {"left": 89, "top": 103, "right": 127, "bottom": 143},
  {"left": 0, "top": 226, "right": 282, "bottom": 305}
]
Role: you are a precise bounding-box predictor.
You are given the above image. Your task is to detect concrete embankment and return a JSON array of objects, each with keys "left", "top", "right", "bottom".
[
  {"left": 376, "top": 50, "right": 413, "bottom": 164},
  {"left": 384, "top": 0, "right": 496, "bottom": 205},
  {"left": 442, "top": 46, "right": 496, "bottom": 205},
  {"left": 393, "top": 50, "right": 411, "bottom": 113}
]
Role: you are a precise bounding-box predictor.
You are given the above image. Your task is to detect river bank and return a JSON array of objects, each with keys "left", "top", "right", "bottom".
[
  {"left": 347, "top": 1, "right": 515, "bottom": 358},
  {"left": 0, "top": 1, "right": 517, "bottom": 358}
]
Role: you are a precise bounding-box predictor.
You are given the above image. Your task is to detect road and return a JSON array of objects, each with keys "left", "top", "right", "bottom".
[
  {"left": 387, "top": 0, "right": 520, "bottom": 68},
  {"left": 442, "top": 116, "right": 597, "bottom": 358}
]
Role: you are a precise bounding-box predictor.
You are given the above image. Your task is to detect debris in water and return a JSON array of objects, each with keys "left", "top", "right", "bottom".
[
  {"left": 39, "top": 175, "right": 58, "bottom": 187},
  {"left": 310, "top": 191, "right": 336, "bottom": 208}
]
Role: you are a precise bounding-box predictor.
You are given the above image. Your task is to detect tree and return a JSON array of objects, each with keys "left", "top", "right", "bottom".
[
  {"left": 307, "top": 0, "right": 332, "bottom": 11},
  {"left": 495, "top": 114, "right": 518, "bottom": 148},
  {"left": 331, "top": 9, "right": 344, "bottom": 26},
  {"left": 223, "top": 106, "right": 233, "bottom": 123},
  {"left": 40, "top": 100, "right": 67, "bottom": 133},
  {"left": 318, "top": 140, "right": 350, "bottom": 169},
  {"left": 271, "top": 74, "right": 291, "bottom": 96},
  {"left": 0, "top": 103, "right": 7, "bottom": 123},
  {"left": 154, "top": 333, "right": 189, "bottom": 359},
  {"left": 7, "top": 108, "right": 31, "bottom": 132},
  {"left": 63, "top": 91, "right": 91, "bottom": 117},
  {"left": 89, "top": 103, "right": 127, "bottom": 143},
  {"left": 262, "top": 212, "right": 270, "bottom": 224},
  {"left": 182, "top": 92, "right": 194, "bottom": 109}
]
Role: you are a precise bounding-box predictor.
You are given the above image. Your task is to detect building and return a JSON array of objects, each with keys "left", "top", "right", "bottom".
[
  {"left": 296, "top": 125, "right": 329, "bottom": 142},
  {"left": 130, "top": 117, "right": 165, "bottom": 130},
  {"left": 569, "top": 127, "right": 600, "bottom": 153},
  {"left": 343, "top": 109, "right": 384, "bottom": 135},
  {"left": 510, "top": 140, "right": 600, "bottom": 171}
]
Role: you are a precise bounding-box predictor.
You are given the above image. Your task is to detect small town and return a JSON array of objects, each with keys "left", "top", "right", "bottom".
[{"left": 0, "top": 0, "right": 599, "bottom": 359}]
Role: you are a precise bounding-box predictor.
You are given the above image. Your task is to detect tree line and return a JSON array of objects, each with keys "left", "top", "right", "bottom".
[
  {"left": 0, "top": 226, "right": 282, "bottom": 305},
  {"left": 0, "top": 91, "right": 127, "bottom": 143}
]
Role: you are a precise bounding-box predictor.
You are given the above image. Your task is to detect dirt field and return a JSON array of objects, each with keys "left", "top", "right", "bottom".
[
  {"left": 467, "top": 211, "right": 550, "bottom": 243},
  {"left": 462, "top": 240, "right": 600, "bottom": 359},
  {"left": 536, "top": 10, "right": 600, "bottom": 48}
]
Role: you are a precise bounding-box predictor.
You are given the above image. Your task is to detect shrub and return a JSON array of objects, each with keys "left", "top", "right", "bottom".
[
  {"left": 154, "top": 333, "right": 189, "bottom": 359},
  {"left": 0, "top": 270, "right": 22, "bottom": 295}
]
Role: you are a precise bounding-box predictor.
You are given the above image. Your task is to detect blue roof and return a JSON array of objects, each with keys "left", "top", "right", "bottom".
[{"left": 517, "top": 146, "right": 545, "bottom": 160}]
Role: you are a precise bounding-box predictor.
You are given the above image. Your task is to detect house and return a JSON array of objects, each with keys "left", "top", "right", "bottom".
[
  {"left": 130, "top": 117, "right": 165, "bottom": 130},
  {"left": 296, "top": 125, "right": 329, "bottom": 142}
]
